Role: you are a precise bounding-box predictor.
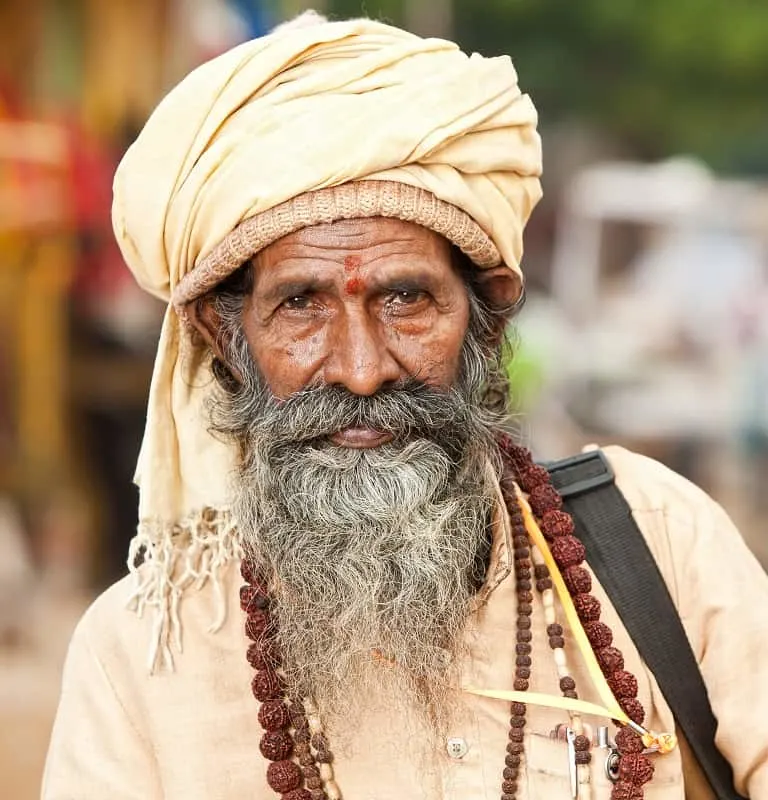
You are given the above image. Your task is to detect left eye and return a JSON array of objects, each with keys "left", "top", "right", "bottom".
[{"left": 389, "top": 290, "right": 424, "bottom": 305}]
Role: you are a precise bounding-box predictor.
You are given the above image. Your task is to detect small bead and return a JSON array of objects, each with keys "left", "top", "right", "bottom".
[
  {"left": 247, "top": 641, "right": 279, "bottom": 671},
  {"left": 259, "top": 730, "right": 293, "bottom": 761},
  {"left": 517, "top": 667, "right": 531, "bottom": 679},
  {"left": 501, "top": 794, "right": 516, "bottom": 800},
  {"left": 517, "top": 590, "right": 533, "bottom": 603},
  {"left": 501, "top": 780, "right": 518, "bottom": 793},
  {"left": 517, "top": 629, "right": 532, "bottom": 643},
  {"left": 559, "top": 676, "right": 576, "bottom": 691},
  {"left": 517, "top": 603, "right": 533, "bottom": 616},
  {"left": 509, "top": 728, "right": 524, "bottom": 742},
  {"left": 517, "top": 579, "right": 532, "bottom": 591},
  {"left": 510, "top": 701, "right": 526, "bottom": 715},
  {"left": 319, "top": 763, "right": 334, "bottom": 781},
  {"left": 575, "top": 750, "right": 592, "bottom": 765},
  {"left": 305, "top": 776, "right": 323, "bottom": 791},
  {"left": 552, "top": 648, "right": 567, "bottom": 669},
  {"left": 298, "top": 751, "right": 315, "bottom": 767},
  {"left": 536, "top": 578, "right": 553, "bottom": 592},
  {"left": 516, "top": 643, "right": 532, "bottom": 655},
  {"left": 516, "top": 655, "right": 532, "bottom": 667},
  {"left": 514, "top": 678, "right": 529, "bottom": 691},
  {"left": 517, "top": 616, "right": 532, "bottom": 630},
  {"left": 309, "top": 792, "right": 325, "bottom": 800},
  {"left": 303, "top": 765, "right": 320, "bottom": 779},
  {"left": 509, "top": 715, "right": 526, "bottom": 728},
  {"left": 513, "top": 535, "right": 529, "bottom": 549},
  {"left": 514, "top": 548, "right": 531, "bottom": 561},
  {"left": 563, "top": 689, "right": 578, "bottom": 699},
  {"left": 506, "top": 742, "right": 524, "bottom": 755},
  {"left": 548, "top": 636, "right": 566, "bottom": 649},
  {"left": 547, "top": 623, "right": 563, "bottom": 637},
  {"left": 293, "top": 723, "right": 310, "bottom": 744},
  {"left": 584, "top": 621, "right": 613, "bottom": 649},
  {"left": 573, "top": 734, "right": 591, "bottom": 752},
  {"left": 503, "top": 765, "right": 519, "bottom": 779},
  {"left": 266, "top": 760, "right": 302, "bottom": 793}
]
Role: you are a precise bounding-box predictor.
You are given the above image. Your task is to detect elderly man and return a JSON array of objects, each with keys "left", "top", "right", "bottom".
[{"left": 43, "top": 13, "right": 768, "bottom": 800}]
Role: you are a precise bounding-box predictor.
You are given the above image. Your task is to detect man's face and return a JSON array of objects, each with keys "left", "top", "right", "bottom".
[{"left": 242, "top": 217, "right": 471, "bottom": 442}]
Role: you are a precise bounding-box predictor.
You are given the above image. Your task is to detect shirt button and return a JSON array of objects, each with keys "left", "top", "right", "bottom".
[{"left": 446, "top": 737, "right": 469, "bottom": 759}]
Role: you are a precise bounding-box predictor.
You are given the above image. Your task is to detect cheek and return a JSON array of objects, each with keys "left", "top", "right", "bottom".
[
  {"left": 246, "top": 327, "right": 328, "bottom": 398},
  {"left": 387, "top": 314, "right": 469, "bottom": 386}
]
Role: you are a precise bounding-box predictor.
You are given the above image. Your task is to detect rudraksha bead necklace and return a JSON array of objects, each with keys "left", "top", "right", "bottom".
[{"left": 241, "top": 437, "right": 655, "bottom": 800}]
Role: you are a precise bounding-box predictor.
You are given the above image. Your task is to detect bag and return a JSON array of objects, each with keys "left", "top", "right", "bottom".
[{"left": 545, "top": 449, "right": 747, "bottom": 800}]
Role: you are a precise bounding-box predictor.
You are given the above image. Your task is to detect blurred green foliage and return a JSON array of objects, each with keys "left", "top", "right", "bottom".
[{"left": 326, "top": 0, "right": 768, "bottom": 173}]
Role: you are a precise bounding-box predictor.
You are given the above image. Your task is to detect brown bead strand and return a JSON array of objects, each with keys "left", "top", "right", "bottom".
[
  {"left": 498, "top": 437, "right": 654, "bottom": 800},
  {"left": 241, "top": 561, "right": 322, "bottom": 800},
  {"left": 497, "top": 481, "right": 535, "bottom": 800}
]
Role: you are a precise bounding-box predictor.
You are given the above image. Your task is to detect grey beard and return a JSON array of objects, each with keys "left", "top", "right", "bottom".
[{"left": 214, "top": 342, "right": 503, "bottom": 727}]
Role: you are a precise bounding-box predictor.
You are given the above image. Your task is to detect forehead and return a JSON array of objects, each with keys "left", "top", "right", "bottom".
[{"left": 257, "top": 217, "right": 454, "bottom": 264}]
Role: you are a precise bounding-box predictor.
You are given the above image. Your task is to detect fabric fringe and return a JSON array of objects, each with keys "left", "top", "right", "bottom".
[{"left": 125, "top": 508, "right": 243, "bottom": 673}]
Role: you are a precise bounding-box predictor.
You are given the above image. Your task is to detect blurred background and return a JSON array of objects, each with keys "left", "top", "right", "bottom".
[{"left": 1, "top": 0, "right": 766, "bottom": 796}]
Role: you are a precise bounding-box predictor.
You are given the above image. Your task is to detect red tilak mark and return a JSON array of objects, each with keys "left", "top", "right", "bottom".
[
  {"left": 344, "top": 255, "right": 362, "bottom": 272},
  {"left": 345, "top": 277, "right": 364, "bottom": 295}
]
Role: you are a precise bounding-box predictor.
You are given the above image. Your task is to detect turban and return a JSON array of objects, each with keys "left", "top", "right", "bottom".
[{"left": 112, "top": 14, "right": 542, "bottom": 670}]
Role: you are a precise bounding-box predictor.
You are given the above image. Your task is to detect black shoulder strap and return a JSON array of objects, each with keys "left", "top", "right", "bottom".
[{"left": 544, "top": 449, "right": 746, "bottom": 800}]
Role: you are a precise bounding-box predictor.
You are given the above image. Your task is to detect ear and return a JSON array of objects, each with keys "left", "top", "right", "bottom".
[
  {"left": 186, "top": 296, "right": 228, "bottom": 361},
  {"left": 473, "top": 266, "right": 524, "bottom": 313}
]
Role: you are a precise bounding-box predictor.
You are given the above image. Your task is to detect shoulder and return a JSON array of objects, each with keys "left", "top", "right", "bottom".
[{"left": 69, "top": 555, "right": 245, "bottom": 678}]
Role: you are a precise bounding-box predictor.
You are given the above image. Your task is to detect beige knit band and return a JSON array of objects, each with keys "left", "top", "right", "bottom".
[{"left": 172, "top": 180, "right": 502, "bottom": 310}]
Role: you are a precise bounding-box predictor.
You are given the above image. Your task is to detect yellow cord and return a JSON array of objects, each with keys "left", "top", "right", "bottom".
[{"left": 464, "top": 487, "right": 677, "bottom": 755}]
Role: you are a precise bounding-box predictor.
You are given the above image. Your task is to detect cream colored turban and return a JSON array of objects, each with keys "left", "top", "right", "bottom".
[{"left": 113, "top": 15, "right": 542, "bottom": 670}]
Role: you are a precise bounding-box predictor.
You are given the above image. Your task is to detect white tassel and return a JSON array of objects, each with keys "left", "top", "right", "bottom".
[{"left": 125, "top": 509, "right": 243, "bottom": 673}]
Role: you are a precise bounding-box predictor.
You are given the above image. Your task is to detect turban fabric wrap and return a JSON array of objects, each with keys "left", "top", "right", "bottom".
[{"left": 112, "top": 16, "right": 542, "bottom": 671}]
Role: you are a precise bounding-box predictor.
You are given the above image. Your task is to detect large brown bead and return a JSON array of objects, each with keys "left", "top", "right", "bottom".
[
  {"left": 563, "top": 565, "right": 592, "bottom": 595},
  {"left": 251, "top": 669, "right": 282, "bottom": 702},
  {"left": 281, "top": 790, "right": 312, "bottom": 800},
  {"left": 510, "top": 701, "right": 526, "bottom": 715},
  {"left": 259, "top": 730, "right": 293, "bottom": 761},
  {"left": 501, "top": 780, "right": 518, "bottom": 794},
  {"left": 574, "top": 593, "right": 602, "bottom": 622},
  {"left": 614, "top": 727, "right": 644, "bottom": 754},
  {"left": 528, "top": 484, "right": 564, "bottom": 517},
  {"left": 540, "top": 509, "right": 575, "bottom": 538},
  {"left": 596, "top": 646, "right": 625, "bottom": 675},
  {"left": 618, "top": 754, "right": 654, "bottom": 786},
  {"left": 584, "top": 621, "right": 613, "bottom": 649},
  {"left": 610, "top": 781, "right": 644, "bottom": 800},
  {"left": 550, "top": 536, "right": 586, "bottom": 569},
  {"left": 247, "top": 640, "right": 280, "bottom": 671},
  {"left": 608, "top": 670, "right": 639, "bottom": 699},
  {"left": 258, "top": 699, "right": 291, "bottom": 732},
  {"left": 245, "top": 610, "right": 271, "bottom": 641},
  {"left": 266, "top": 760, "right": 302, "bottom": 793},
  {"left": 518, "top": 464, "right": 550, "bottom": 492},
  {"left": 620, "top": 697, "right": 646, "bottom": 726}
]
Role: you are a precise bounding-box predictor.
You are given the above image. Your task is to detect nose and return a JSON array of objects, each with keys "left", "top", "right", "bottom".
[{"left": 322, "top": 309, "right": 402, "bottom": 396}]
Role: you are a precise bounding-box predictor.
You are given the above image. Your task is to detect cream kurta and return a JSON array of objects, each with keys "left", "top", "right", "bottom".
[{"left": 42, "top": 447, "right": 768, "bottom": 799}]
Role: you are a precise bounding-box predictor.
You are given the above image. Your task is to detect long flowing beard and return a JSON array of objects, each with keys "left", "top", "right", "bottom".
[{"left": 213, "top": 334, "right": 504, "bottom": 732}]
